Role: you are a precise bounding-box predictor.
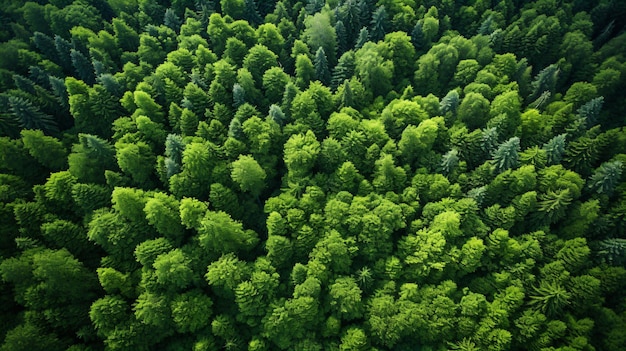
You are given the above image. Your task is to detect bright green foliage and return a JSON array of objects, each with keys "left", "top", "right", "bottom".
[
  {"left": 153, "top": 248, "right": 195, "bottom": 290},
  {"left": 144, "top": 192, "right": 184, "bottom": 241},
  {"left": 1, "top": 2, "right": 626, "bottom": 351},
  {"left": 284, "top": 130, "right": 320, "bottom": 178},
  {"left": 171, "top": 289, "right": 213, "bottom": 333},
  {"left": 329, "top": 276, "right": 364, "bottom": 320},
  {"left": 20, "top": 129, "right": 67, "bottom": 171},
  {"left": 198, "top": 211, "right": 259, "bottom": 254},
  {"left": 231, "top": 155, "right": 266, "bottom": 197}
]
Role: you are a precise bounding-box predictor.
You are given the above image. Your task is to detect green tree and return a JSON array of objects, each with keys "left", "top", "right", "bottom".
[
  {"left": 20, "top": 129, "right": 67, "bottom": 171},
  {"left": 314, "top": 47, "right": 331, "bottom": 86},
  {"left": 492, "top": 137, "right": 520, "bottom": 173},
  {"left": 231, "top": 154, "right": 267, "bottom": 198}
]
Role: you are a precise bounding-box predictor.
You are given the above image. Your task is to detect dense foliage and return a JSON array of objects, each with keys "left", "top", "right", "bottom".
[{"left": 1, "top": 0, "right": 626, "bottom": 350}]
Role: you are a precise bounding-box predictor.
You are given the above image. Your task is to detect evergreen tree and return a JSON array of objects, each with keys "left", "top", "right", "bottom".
[
  {"left": 331, "top": 51, "right": 356, "bottom": 91},
  {"left": 369, "top": 6, "right": 387, "bottom": 42},
  {"left": 355, "top": 27, "right": 369, "bottom": 49},
  {"left": 588, "top": 161, "right": 623, "bottom": 196},
  {"left": 335, "top": 20, "right": 348, "bottom": 56},
  {"left": 529, "top": 64, "right": 559, "bottom": 102},
  {"left": 314, "top": 47, "right": 331, "bottom": 86},
  {"left": 492, "top": 137, "right": 520, "bottom": 173},
  {"left": 411, "top": 21, "right": 425, "bottom": 50},
  {"left": 8, "top": 96, "right": 58, "bottom": 134},
  {"left": 440, "top": 90, "right": 460, "bottom": 115},
  {"left": 70, "top": 49, "right": 96, "bottom": 85},
  {"left": 577, "top": 96, "right": 604, "bottom": 127},
  {"left": 543, "top": 134, "right": 567, "bottom": 166},
  {"left": 164, "top": 8, "right": 182, "bottom": 32},
  {"left": 233, "top": 83, "right": 245, "bottom": 108},
  {"left": 243, "top": 0, "right": 262, "bottom": 25}
]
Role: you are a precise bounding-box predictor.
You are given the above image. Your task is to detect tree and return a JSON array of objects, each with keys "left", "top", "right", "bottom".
[
  {"left": 68, "top": 134, "right": 117, "bottom": 184},
  {"left": 314, "top": 47, "right": 331, "bottom": 86},
  {"left": 588, "top": 160, "right": 623, "bottom": 196},
  {"left": 458, "top": 92, "right": 491, "bottom": 130},
  {"left": 243, "top": 44, "right": 278, "bottom": 87},
  {"left": 369, "top": 6, "right": 388, "bottom": 42},
  {"left": 354, "top": 42, "right": 393, "bottom": 98},
  {"left": 20, "top": 129, "right": 67, "bottom": 171},
  {"left": 492, "top": 137, "right": 520, "bottom": 173},
  {"left": 198, "top": 211, "right": 259, "bottom": 254},
  {"left": 284, "top": 130, "right": 320, "bottom": 178},
  {"left": 303, "top": 12, "right": 337, "bottom": 65},
  {"left": 329, "top": 276, "right": 364, "bottom": 320},
  {"left": 231, "top": 155, "right": 267, "bottom": 198}
]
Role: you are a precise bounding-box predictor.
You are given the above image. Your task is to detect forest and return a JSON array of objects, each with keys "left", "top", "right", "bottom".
[{"left": 0, "top": 0, "right": 626, "bottom": 350}]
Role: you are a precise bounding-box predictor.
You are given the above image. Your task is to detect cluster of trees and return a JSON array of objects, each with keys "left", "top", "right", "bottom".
[{"left": 1, "top": 0, "right": 626, "bottom": 350}]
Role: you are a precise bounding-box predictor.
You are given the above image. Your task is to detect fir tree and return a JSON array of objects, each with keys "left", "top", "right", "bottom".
[
  {"left": 314, "top": 47, "right": 331, "bottom": 86},
  {"left": 70, "top": 49, "right": 96, "bottom": 85},
  {"left": 529, "top": 64, "right": 559, "bottom": 102},
  {"left": 492, "top": 137, "right": 520, "bottom": 173},
  {"left": 588, "top": 161, "right": 623, "bottom": 196},
  {"left": 305, "top": 0, "right": 324, "bottom": 15},
  {"left": 369, "top": 6, "right": 387, "bottom": 42},
  {"left": 411, "top": 21, "right": 425, "bottom": 50},
  {"left": 577, "top": 96, "right": 604, "bottom": 127},
  {"left": 335, "top": 20, "right": 348, "bottom": 56},
  {"left": 543, "top": 134, "right": 567, "bottom": 165},
  {"left": 164, "top": 8, "right": 182, "bottom": 32},
  {"left": 48, "top": 76, "right": 69, "bottom": 109},
  {"left": 440, "top": 90, "right": 460, "bottom": 115},
  {"left": 355, "top": 27, "right": 369, "bottom": 49},
  {"left": 243, "top": 0, "right": 262, "bottom": 25},
  {"left": 33, "top": 32, "right": 58, "bottom": 63},
  {"left": 233, "top": 83, "right": 245, "bottom": 108},
  {"left": 269, "top": 104, "right": 286, "bottom": 126},
  {"left": 331, "top": 51, "right": 356, "bottom": 91},
  {"left": 8, "top": 96, "right": 59, "bottom": 134},
  {"left": 54, "top": 35, "right": 74, "bottom": 72},
  {"left": 441, "top": 148, "right": 459, "bottom": 176},
  {"left": 340, "top": 80, "right": 353, "bottom": 108}
]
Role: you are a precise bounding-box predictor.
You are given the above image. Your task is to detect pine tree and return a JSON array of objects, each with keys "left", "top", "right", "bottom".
[
  {"left": 331, "top": 51, "right": 356, "bottom": 91},
  {"left": 478, "top": 15, "right": 497, "bottom": 35},
  {"left": 70, "top": 49, "right": 96, "bottom": 85},
  {"left": 441, "top": 148, "right": 459, "bottom": 176},
  {"left": 529, "top": 281, "right": 571, "bottom": 317},
  {"left": 335, "top": 20, "right": 348, "bottom": 56},
  {"left": 8, "top": 96, "right": 59, "bottom": 134},
  {"left": 411, "top": 21, "right": 425, "bottom": 50},
  {"left": 164, "top": 8, "right": 182, "bottom": 32},
  {"left": 53, "top": 35, "right": 74, "bottom": 72},
  {"left": 355, "top": 27, "right": 369, "bottom": 49},
  {"left": 305, "top": 0, "right": 324, "bottom": 15},
  {"left": 12, "top": 75, "right": 36, "bottom": 95},
  {"left": 243, "top": 0, "right": 262, "bottom": 25},
  {"left": 48, "top": 76, "right": 69, "bottom": 109},
  {"left": 440, "top": 90, "right": 460, "bottom": 115},
  {"left": 314, "top": 47, "right": 331, "bottom": 86},
  {"left": 482, "top": 127, "right": 500, "bottom": 155},
  {"left": 529, "top": 64, "right": 559, "bottom": 102},
  {"left": 33, "top": 32, "right": 58, "bottom": 63},
  {"left": 492, "top": 137, "right": 520, "bottom": 173},
  {"left": 588, "top": 161, "right": 623, "bottom": 196},
  {"left": 269, "top": 104, "right": 285, "bottom": 126},
  {"left": 340, "top": 80, "right": 354, "bottom": 108},
  {"left": 369, "top": 6, "right": 387, "bottom": 42},
  {"left": 543, "top": 134, "right": 567, "bottom": 165},
  {"left": 597, "top": 238, "right": 626, "bottom": 266},
  {"left": 233, "top": 83, "right": 245, "bottom": 108},
  {"left": 577, "top": 96, "right": 604, "bottom": 127}
]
